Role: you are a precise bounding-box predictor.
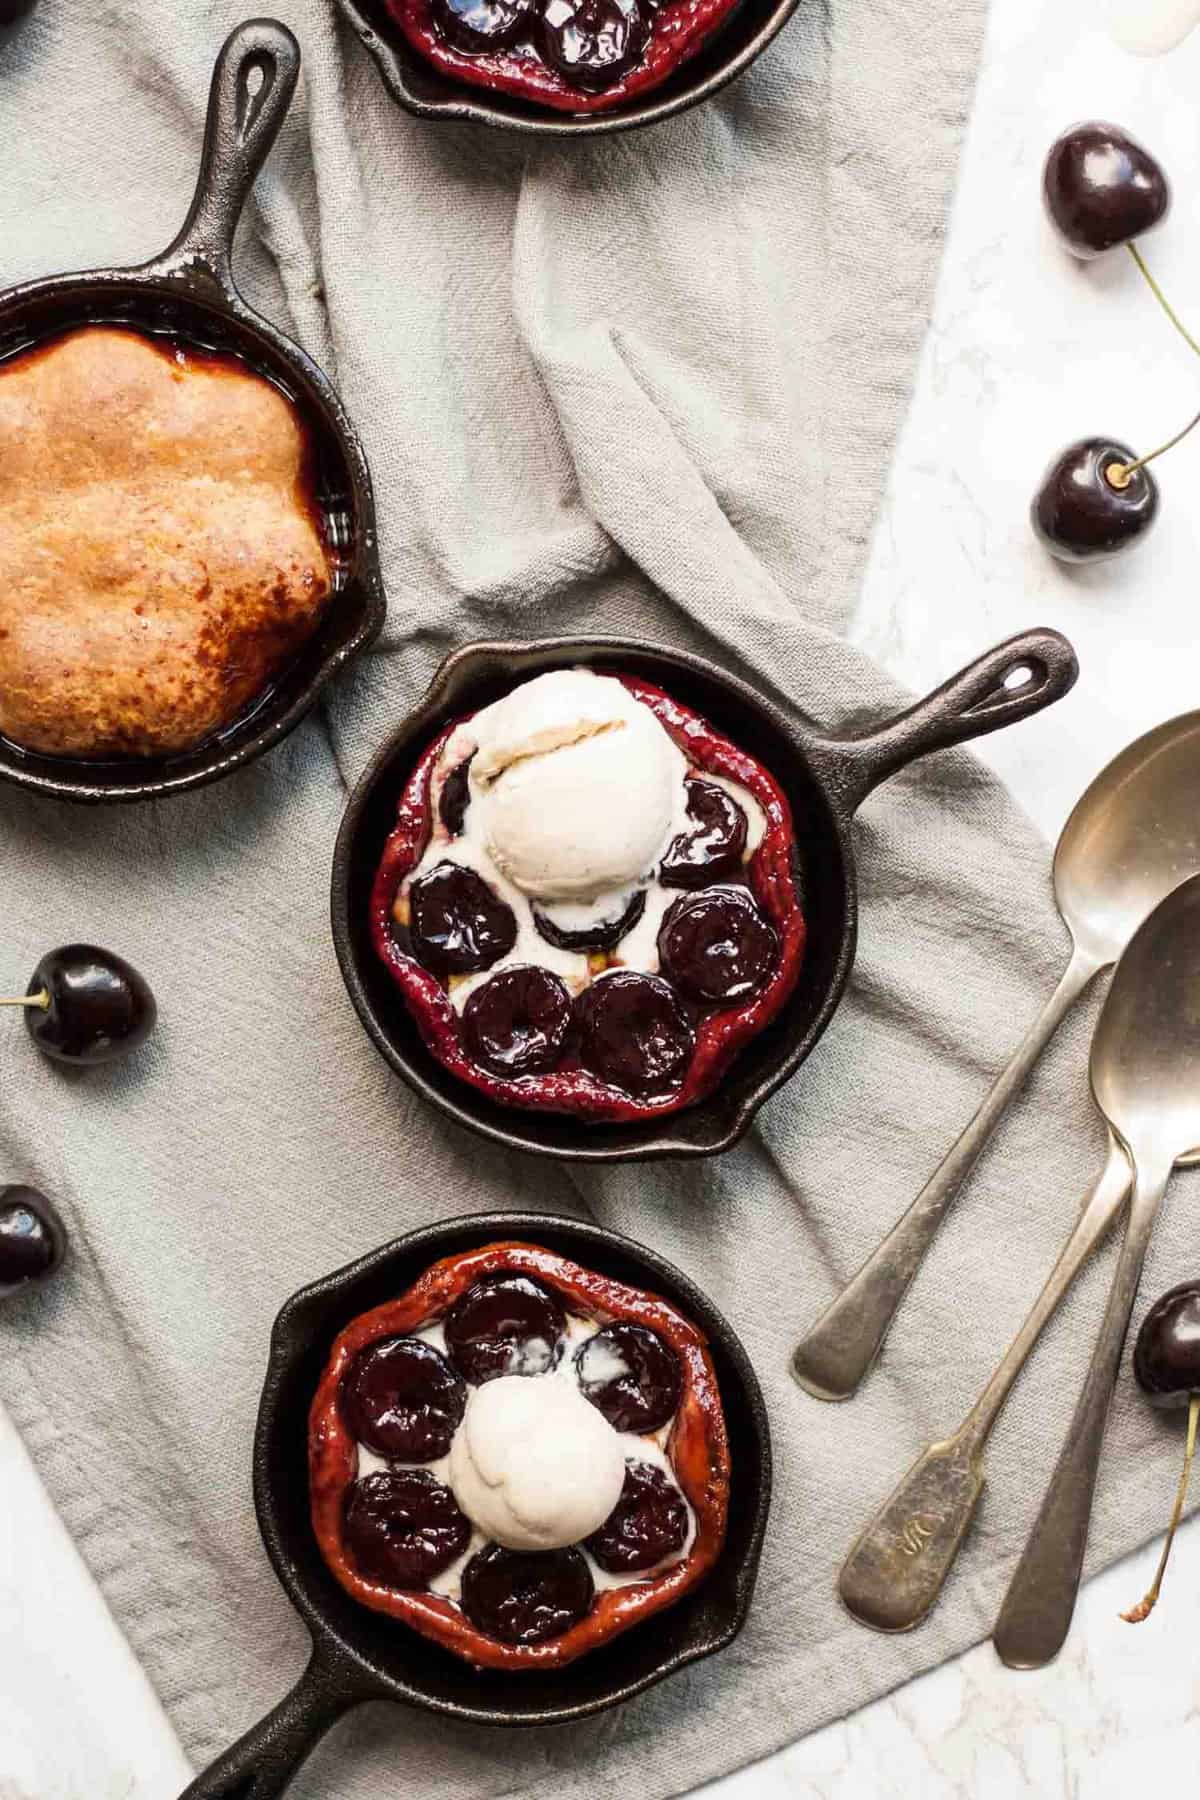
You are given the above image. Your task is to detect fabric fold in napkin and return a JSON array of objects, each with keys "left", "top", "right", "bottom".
[{"left": 4, "top": 5, "right": 1186, "bottom": 1797}]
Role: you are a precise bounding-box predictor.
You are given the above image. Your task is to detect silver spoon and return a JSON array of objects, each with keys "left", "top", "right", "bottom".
[
  {"left": 993, "top": 872, "right": 1200, "bottom": 1668},
  {"left": 793, "top": 711, "right": 1200, "bottom": 1403}
]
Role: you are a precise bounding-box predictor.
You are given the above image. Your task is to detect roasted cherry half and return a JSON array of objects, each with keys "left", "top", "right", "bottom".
[
  {"left": 587, "top": 1460, "right": 689, "bottom": 1574},
  {"left": 7, "top": 945, "right": 157, "bottom": 1066},
  {"left": 432, "top": 0, "right": 534, "bottom": 49},
  {"left": 574, "top": 970, "right": 693, "bottom": 1096},
  {"left": 533, "top": 889, "right": 646, "bottom": 953},
  {"left": 344, "top": 1469, "right": 471, "bottom": 1589},
  {"left": 460, "top": 1543, "right": 594, "bottom": 1644},
  {"left": 0, "top": 1186, "right": 67, "bottom": 1299},
  {"left": 1031, "top": 437, "right": 1158, "bottom": 563},
  {"left": 407, "top": 862, "right": 517, "bottom": 976},
  {"left": 1121, "top": 1281, "right": 1200, "bottom": 1624},
  {"left": 462, "top": 966, "right": 572, "bottom": 1077},
  {"left": 340, "top": 1336, "right": 467, "bottom": 1462},
  {"left": 660, "top": 779, "right": 748, "bottom": 889},
  {"left": 541, "top": 0, "right": 648, "bottom": 90},
  {"left": 438, "top": 755, "right": 474, "bottom": 837},
  {"left": 659, "top": 885, "right": 777, "bottom": 1005},
  {"left": 444, "top": 1273, "right": 566, "bottom": 1383},
  {"left": 1043, "top": 123, "right": 1169, "bottom": 259},
  {"left": 576, "top": 1322, "right": 682, "bottom": 1433}
]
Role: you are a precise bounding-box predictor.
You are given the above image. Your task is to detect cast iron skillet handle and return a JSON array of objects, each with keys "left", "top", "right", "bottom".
[
  {"left": 807, "top": 629, "right": 1079, "bottom": 817},
  {"left": 180, "top": 1645, "right": 362, "bottom": 1800},
  {"left": 142, "top": 19, "right": 301, "bottom": 294}
]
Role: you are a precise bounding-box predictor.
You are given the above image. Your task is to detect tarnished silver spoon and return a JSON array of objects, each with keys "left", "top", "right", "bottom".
[
  {"left": 993, "top": 873, "right": 1200, "bottom": 1668},
  {"left": 793, "top": 712, "right": 1200, "bottom": 1403}
]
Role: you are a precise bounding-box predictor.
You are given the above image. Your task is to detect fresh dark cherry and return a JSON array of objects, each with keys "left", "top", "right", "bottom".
[
  {"left": 15, "top": 945, "right": 156, "bottom": 1066},
  {"left": 660, "top": 779, "right": 748, "bottom": 889},
  {"left": 462, "top": 965, "right": 571, "bottom": 1078},
  {"left": 1031, "top": 437, "right": 1158, "bottom": 563},
  {"left": 444, "top": 1273, "right": 566, "bottom": 1383},
  {"left": 460, "top": 1544, "right": 593, "bottom": 1644},
  {"left": 587, "top": 1460, "right": 688, "bottom": 1574},
  {"left": 1043, "top": 123, "right": 1169, "bottom": 259},
  {"left": 576, "top": 1322, "right": 682, "bottom": 1433},
  {"left": 438, "top": 755, "right": 474, "bottom": 837},
  {"left": 658, "top": 885, "right": 777, "bottom": 1005},
  {"left": 1134, "top": 1282, "right": 1200, "bottom": 1409},
  {"left": 533, "top": 889, "right": 646, "bottom": 953},
  {"left": 340, "top": 1336, "right": 467, "bottom": 1461},
  {"left": 0, "top": 1186, "right": 67, "bottom": 1299},
  {"left": 432, "top": 0, "right": 534, "bottom": 50},
  {"left": 344, "top": 1469, "right": 471, "bottom": 1589},
  {"left": 540, "top": 0, "right": 648, "bottom": 90},
  {"left": 574, "top": 970, "right": 693, "bottom": 1096},
  {"left": 408, "top": 862, "right": 517, "bottom": 976}
]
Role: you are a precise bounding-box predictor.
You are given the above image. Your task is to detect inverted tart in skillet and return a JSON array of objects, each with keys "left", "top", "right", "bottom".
[
  {"left": 309, "top": 1241, "right": 730, "bottom": 1669},
  {"left": 0, "top": 326, "right": 333, "bottom": 758},
  {"left": 370, "top": 666, "right": 806, "bottom": 1123}
]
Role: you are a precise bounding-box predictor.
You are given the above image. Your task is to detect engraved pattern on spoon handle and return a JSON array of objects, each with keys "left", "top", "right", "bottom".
[
  {"left": 792, "top": 947, "right": 1101, "bottom": 1402},
  {"left": 993, "top": 1159, "right": 1170, "bottom": 1670},
  {"left": 837, "top": 1136, "right": 1132, "bottom": 1633}
]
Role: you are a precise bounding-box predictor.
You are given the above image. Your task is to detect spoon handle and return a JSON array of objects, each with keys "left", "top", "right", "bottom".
[
  {"left": 837, "top": 1135, "right": 1131, "bottom": 1633},
  {"left": 992, "top": 1156, "right": 1171, "bottom": 1669},
  {"left": 792, "top": 946, "right": 1101, "bottom": 1401}
]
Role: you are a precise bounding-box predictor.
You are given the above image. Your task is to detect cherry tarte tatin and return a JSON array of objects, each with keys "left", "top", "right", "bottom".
[{"left": 309, "top": 1241, "right": 731, "bottom": 1669}]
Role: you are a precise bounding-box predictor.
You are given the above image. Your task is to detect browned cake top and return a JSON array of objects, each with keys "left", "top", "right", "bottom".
[{"left": 0, "top": 326, "right": 333, "bottom": 758}]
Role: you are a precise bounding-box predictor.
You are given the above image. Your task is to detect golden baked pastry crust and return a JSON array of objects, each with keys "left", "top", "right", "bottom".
[{"left": 0, "top": 326, "right": 333, "bottom": 758}]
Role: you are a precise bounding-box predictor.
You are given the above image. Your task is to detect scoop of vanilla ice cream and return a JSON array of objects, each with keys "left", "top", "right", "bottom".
[
  {"left": 448, "top": 1372, "right": 626, "bottom": 1551},
  {"left": 468, "top": 670, "right": 685, "bottom": 903}
]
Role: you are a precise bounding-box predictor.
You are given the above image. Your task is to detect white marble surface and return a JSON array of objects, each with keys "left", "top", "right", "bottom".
[{"left": 4, "top": 0, "right": 1200, "bottom": 1794}]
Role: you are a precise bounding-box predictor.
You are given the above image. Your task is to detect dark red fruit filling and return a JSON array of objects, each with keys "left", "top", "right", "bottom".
[
  {"left": 576, "top": 1321, "right": 682, "bottom": 1433},
  {"left": 432, "top": 0, "right": 535, "bottom": 48},
  {"left": 574, "top": 970, "right": 693, "bottom": 1096},
  {"left": 438, "top": 755, "right": 474, "bottom": 836},
  {"left": 408, "top": 862, "right": 517, "bottom": 975},
  {"left": 344, "top": 1469, "right": 471, "bottom": 1588},
  {"left": 660, "top": 778, "right": 747, "bottom": 889},
  {"left": 533, "top": 888, "right": 647, "bottom": 953},
  {"left": 462, "top": 965, "right": 572, "bottom": 1077},
  {"left": 444, "top": 1273, "right": 566, "bottom": 1382},
  {"left": 540, "top": 0, "right": 647, "bottom": 88},
  {"left": 340, "top": 1336, "right": 467, "bottom": 1462},
  {"left": 659, "top": 885, "right": 777, "bottom": 1004},
  {"left": 460, "top": 1543, "right": 594, "bottom": 1644},
  {"left": 588, "top": 1460, "right": 689, "bottom": 1574}
]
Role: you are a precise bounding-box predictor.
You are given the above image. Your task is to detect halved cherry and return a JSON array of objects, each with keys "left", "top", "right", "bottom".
[
  {"left": 462, "top": 966, "right": 571, "bottom": 1078},
  {"left": 576, "top": 1321, "right": 682, "bottom": 1433},
  {"left": 460, "top": 1543, "right": 594, "bottom": 1643},
  {"left": 658, "top": 885, "right": 777, "bottom": 1005},
  {"left": 540, "top": 0, "right": 648, "bottom": 90},
  {"left": 408, "top": 862, "right": 517, "bottom": 975},
  {"left": 433, "top": 0, "right": 535, "bottom": 50},
  {"left": 533, "top": 889, "right": 646, "bottom": 953},
  {"left": 444, "top": 1273, "right": 566, "bottom": 1383},
  {"left": 438, "top": 754, "right": 474, "bottom": 837},
  {"left": 587, "top": 1460, "right": 688, "bottom": 1574},
  {"left": 660, "top": 779, "right": 748, "bottom": 889},
  {"left": 340, "top": 1336, "right": 467, "bottom": 1462},
  {"left": 344, "top": 1469, "right": 471, "bottom": 1589},
  {"left": 574, "top": 970, "right": 693, "bottom": 1096}
]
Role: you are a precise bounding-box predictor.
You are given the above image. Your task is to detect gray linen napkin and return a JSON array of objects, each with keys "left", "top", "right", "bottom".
[{"left": 1, "top": 5, "right": 1189, "bottom": 1797}]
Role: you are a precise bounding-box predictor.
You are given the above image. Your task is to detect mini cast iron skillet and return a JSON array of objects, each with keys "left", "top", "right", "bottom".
[
  {"left": 182, "top": 1212, "right": 770, "bottom": 1798},
  {"left": 335, "top": 0, "right": 804, "bottom": 136},
  {"left": 332, "top": 631, "right": 1078, "bottom": 1162},
  {"left": 0, "top": 20, "right": 385, "bottom": 804}
]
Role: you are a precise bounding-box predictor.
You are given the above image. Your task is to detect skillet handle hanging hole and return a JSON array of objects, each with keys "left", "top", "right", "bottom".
[
  {"left": 179, "top": 1646, "right": 360, "bottom": 1800},
  {"left": 810, "top": 628, "right": 1079, "bottom": 815},
  {"left": 143, "top": 19, "right": 301, "bottom": 292}
]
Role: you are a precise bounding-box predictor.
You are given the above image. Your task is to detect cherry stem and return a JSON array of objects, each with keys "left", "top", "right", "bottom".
[
  {"left": 0, "top": 991, "right": 49, "bottom": 1010},
  {"left": 1120, "top": 1390, "right": 1200, "bottom": 1624},
  {"left": 1128, "top": 243, "right": 1200, "bottom": 361},
  {"left": 1108, "top": 405, "right": 1200, "bottom": 487}
]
